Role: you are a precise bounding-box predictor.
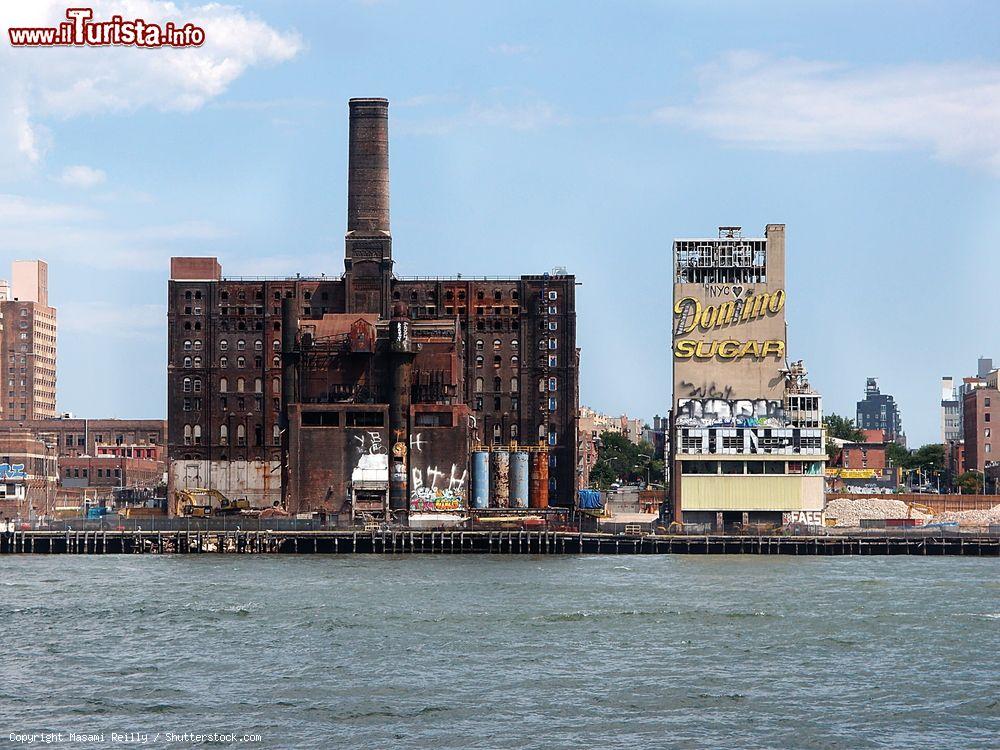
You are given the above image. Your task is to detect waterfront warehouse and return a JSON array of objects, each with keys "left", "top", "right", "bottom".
[{"left": 670, "top": 225, "right": 825, "bottom": 529}]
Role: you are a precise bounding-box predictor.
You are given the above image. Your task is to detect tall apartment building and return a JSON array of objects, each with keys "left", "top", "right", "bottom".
[
  {"left": 167, "top": 98, "right": 579, "bottom": 517},
  {"left": 670, "top": 225, "right": 825, "bottom": 529},
  {"left": 856, "top": 378, "right": 904, "bottom": 447},
  {"left": 0, "top": 260, "right": 57, "bottom": 420}
]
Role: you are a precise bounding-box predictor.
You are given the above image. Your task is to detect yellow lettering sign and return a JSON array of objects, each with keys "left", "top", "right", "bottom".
[
  {"left": 673, "top": 339, "right": 786, "bottom": 360},
  {"left": 673, "top": 290, "right": 786, "bottom": 333}
]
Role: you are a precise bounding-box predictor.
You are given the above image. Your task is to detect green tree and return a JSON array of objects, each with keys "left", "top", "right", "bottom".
[
  {"left": 886, "top": 441, "right": 910, "bottom": 468},
  {"left": 823, "top": 414, "right": 864, "bottom": 442},
  {"left": 956, "top": 471, "right": 983, "bottom": 495},
  {"left": 588, "top": 431, "right": 664, "bottom": 489}
]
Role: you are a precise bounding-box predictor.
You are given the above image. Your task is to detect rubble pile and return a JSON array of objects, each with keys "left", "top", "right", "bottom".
[
  {"left": 935, "top": 504, "right": 1000, "bottom": 527},
  {"left": 825, "top": 497, "right": 933, "bottom": 527}
]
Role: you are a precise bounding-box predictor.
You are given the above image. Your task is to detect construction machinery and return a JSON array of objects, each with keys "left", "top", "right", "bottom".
[{"left": 174, "top": 488, "right": 255, "bottom": 518}]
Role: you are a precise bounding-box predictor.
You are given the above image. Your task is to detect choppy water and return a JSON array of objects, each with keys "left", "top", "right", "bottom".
[{"left": 0, "top": 556, "right": 997, "bottom": 749}]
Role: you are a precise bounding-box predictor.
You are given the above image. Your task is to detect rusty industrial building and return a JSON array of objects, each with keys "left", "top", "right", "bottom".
[{"left": 167, "top": 98, "right": 578, "bottom": 521}]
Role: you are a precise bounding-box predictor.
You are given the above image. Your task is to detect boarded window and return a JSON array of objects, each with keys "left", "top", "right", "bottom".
[
  {"left": 302, "top": 412, "right": 340, "bottom": 427},
  {"left": 414, "top": 412, "right": 453, "bottom": 428},
  {"left": 346, "top": 411, "right": 384, "bottom": 427}
]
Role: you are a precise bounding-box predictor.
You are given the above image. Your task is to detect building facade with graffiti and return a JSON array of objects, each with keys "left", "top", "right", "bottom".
[
  {"left": 670, "top": 225, "right": 825, "bottom": 529},
  {"left": 166, "top": 98, "right": 578, "bottom": 521}
]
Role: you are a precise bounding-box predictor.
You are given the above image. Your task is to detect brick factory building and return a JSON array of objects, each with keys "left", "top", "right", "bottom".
[
  {"left": 0, "top": 418, "right": 166, "bottom": 514},
  {"left": 0, "top": 417, "right": 166, "bottom": 459},
  {"left": 0, "top": 260, "right": 57, "bottom": 420},
  {"left": 670, "top": 225, "right": 825, "bottom": 530},
  {"left": 0, "top": 428, "right": 58, "bottom": 520},
  {"left": 167, "top": 98, "right": 578, "bottom": 521}
]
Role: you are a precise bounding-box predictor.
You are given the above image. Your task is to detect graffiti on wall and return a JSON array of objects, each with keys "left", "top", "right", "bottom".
[
  {"left": 353, "top": 431, "right": 384, "bottom": 456},
  {"left": 676, "top": 398, "right": 787, "bottom": 429},
  {"left": 408, "top": 431, "right": 467, "bottom": 512},
  {"left": 680, "top": 380, "right": 734, "bottom": 400},
  {"left": 0, "top": 463, "right": 26, "bottom": 480},
  {"left": 782, "top": 510, "right": 823, "bottom": 526}
]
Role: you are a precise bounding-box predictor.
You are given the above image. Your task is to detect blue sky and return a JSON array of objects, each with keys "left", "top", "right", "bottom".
[{"left": 1, "top": 0, "right": 999, "bottom": 446}]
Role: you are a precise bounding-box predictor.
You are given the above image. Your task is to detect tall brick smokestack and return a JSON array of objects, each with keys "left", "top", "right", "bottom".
[{"left": 347, "top": 98, "right": 390, "bottom": 234}]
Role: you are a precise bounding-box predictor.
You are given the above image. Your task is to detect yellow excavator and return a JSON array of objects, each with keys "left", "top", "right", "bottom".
[{"left": 175, "top": 488, "right": 252, "bottom": 517}]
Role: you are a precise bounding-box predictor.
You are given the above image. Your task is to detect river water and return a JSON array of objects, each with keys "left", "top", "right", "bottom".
[{"left": 0, "top": 555, "right": 997, "bottom": 749}]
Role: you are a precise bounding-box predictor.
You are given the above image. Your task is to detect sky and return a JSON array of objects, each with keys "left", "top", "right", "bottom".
[{"left": 1, "top": 0, "right": 999, "bottom": 447}]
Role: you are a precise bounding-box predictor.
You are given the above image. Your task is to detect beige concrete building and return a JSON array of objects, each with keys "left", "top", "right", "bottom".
[
  {"left": 670, "top": 225, "right": 824, "bottom": 529},
  {"left": 0, "top": 260, "right": 57, "bottom": 420}
]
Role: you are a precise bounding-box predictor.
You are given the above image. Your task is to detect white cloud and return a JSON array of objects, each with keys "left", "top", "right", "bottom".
[
  {"left": 0, "top": 1, "right": 303, "bottom": 173},
  {"left": 397, "top": 91, "right": 566, "bottom": 135},
  {"left": 655, "top": 52, "right": 1000, "bottom": 173},
  {"left": 0, "top": 193, "right": 98, "bottom": 222},
  {"left": 0, "top": 194, "right": 230, "bottom": 271},
  {"left": 59, "top": 301, "right": 165, "bottom": 339},
  {"left": 490, "top": 43, "right": 529, "bottom": 57},
  {"left": 58, "top": 165, "right": 106, "bottom": 188}
]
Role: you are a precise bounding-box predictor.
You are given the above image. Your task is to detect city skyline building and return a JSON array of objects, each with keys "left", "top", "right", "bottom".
[
  {"left": 856, "top": 377, "right": 905, "bottom": 447},
  {"left": 166, "top": 98, "right": 579, "bottom": 517},
  {"left": 0, "top": 260, "right": 57, "bottom": 421}
]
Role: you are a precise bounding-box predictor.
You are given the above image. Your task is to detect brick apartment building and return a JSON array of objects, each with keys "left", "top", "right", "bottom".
[
  {"left": 963, "top": 386, "right": 998, "bottom": 475},
  {"left": 167, "top": 98, "right": 579, "bottom": 517},
  {"left": 0, "top": 260, "right": 57, "bottom": 420}
]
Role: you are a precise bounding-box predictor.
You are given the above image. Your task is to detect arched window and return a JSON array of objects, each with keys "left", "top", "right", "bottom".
[
  {"left": 254, "top": 378, "right": 262, "bottom": 393},
  {"left": 237, "top": 424, "right": 246, "bottom": 446},
  {"left": 273, "top": 424, "right": 281, "bottom": 445},
  {"left": 475, "top": 339, "right": 484, "bottom": 351},
  {"left": 183, "top": 377, "right": 192, "bottom": 393},
  {"left": 237, "top": 378, "right": 245, "bottom": 393},
  {"left": 511, "top": 340, "right": 518, "bottom": 349},
  {"left": 237, "top": 340, "right": 246, "bottom": 350},
  {"left": 511, "top": 355, "right": 519, "bottom": 368},
  {"left": 193, "top": 425, "right": 202, "bottom": 444},
  {"left": 183, "top": 340, "right": 192, "bottom": 351},
  {"left": 220, "top": 340, "right": 228, "bottom": 351},
  {"left": 538, "top": 423, "right": 546, "bottom": 439},
  {"left": 220, "top": 356, "right": 228, "bottom": 368},
  {"left": 272, "top": 355, "right": 280, "bottom": 368},
  {"left": 219, "top": 377, "right": 228, "bottom": 392},
  {"left": 193, "top": 378, "right": 202, "bottom": 393},
  {"left": 220, "top": 425, "right": 228, "bottom": 445},
  {"left": 193, "top": 340, "right": 203, "bottom": 351},
  {"left": 272, "top": 340, "right": 280, "bottom": 351},
  {"left": 539, "top": 379, "right": 546, "bottom": 393},
  {"left": 493, "top": 339, "right": 501, "bottom": 350},
  {"left": 272, "top": 377, "right": 281, "bottom": 395},
  {"left": 510, "top": 377, "right": 518, "bottom": 392},
  {"left": 183, "top": 356, "right": 192, "bottom": 368},
  {"left": 475, "top": 377, "right": 484, "bottom": 393},
  {"left": 183, "top": 424, "right": 192, "bottom": 445},
  {"left": 237, "top": 356, "right": 246, "bottom": 368},
  {"left": 254, "top": 340, "right": 262, "bottom": 351},
  {"left": 193, "top": 356, "right": 202, "bottom": 368},
  {"left": 493, "top": 377, "right": 501, "bottom": 391},
  {"left": 475, "top": 355, "right": 484, "bottom": 368}
]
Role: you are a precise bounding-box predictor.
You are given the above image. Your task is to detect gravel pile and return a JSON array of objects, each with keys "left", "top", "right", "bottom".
[
  {"left": 824, "top": 497, "right": 933, "bottom": 527},
  {"left": 934, "top": 504, "right": 1000, "bottom": 526}
]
